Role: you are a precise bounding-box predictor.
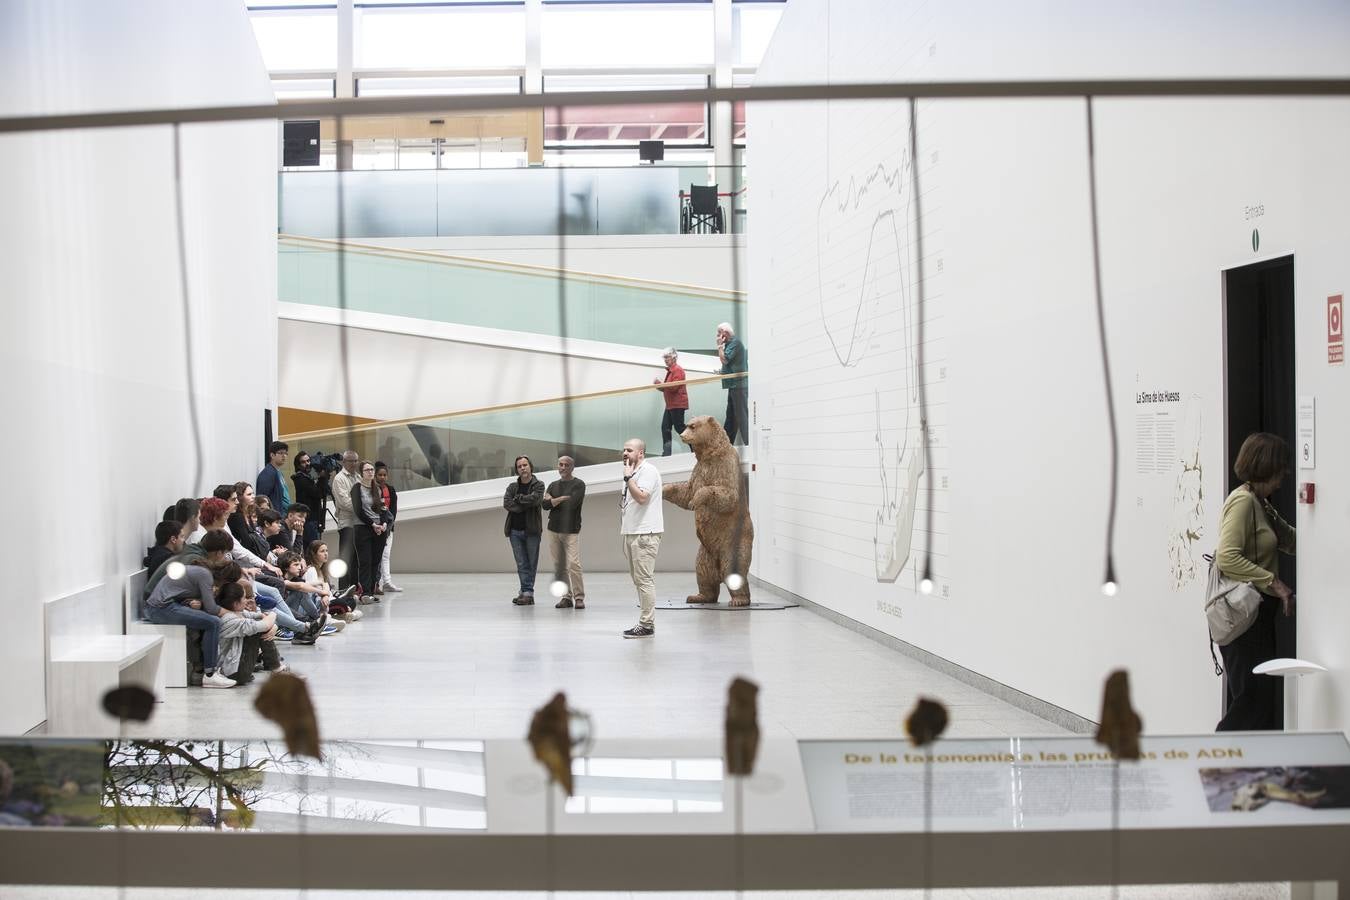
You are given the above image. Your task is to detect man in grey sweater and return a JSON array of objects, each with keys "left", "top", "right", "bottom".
[{"left": 143, "top": 540, "right": 232, "bottom": 688}]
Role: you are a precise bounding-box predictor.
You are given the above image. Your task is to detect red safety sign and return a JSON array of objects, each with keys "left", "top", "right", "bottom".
[{"left": 1330, "top": 294, "right": 1344, "bottom": 366}]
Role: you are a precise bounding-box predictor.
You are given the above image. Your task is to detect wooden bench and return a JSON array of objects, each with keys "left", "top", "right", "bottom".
[
  {"left": 45, "top": 584, "right": 164, "bottom": 735},
  {"left": 125, "top": 568, "right": 189, "bottom": 688}
]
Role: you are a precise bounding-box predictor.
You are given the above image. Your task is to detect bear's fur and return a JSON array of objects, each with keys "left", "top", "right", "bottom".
[{"left": 663, "top": 415, "right": 754, "bottom": 606}]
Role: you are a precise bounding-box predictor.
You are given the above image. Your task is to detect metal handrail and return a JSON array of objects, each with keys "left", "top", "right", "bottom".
[
  {"left": 278, "top": 233, "right": 746, "bottom": 299},
  {"left": 4, "top": 79, "right": 1349, "bottom": 134},
  {"left": 279, "top": 371, "right": 747, "bottom": 443}
]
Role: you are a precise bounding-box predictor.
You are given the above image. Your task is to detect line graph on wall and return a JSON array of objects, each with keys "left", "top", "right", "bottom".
[
  {"left": 818, "top": 154, "right": 926, "bottom": 582},
  {"left": 759, "top": 97, "right": 946, "bottom": 596}
]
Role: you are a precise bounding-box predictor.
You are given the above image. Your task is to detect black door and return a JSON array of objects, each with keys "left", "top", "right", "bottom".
[{"left": 1223, "top": 255, "right": 1296, "bottom": 723}]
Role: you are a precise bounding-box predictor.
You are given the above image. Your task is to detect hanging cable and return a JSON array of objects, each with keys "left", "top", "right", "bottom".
[
  {"left": 171, "top": 124, "right": 205, "bottom": 497},
  {"left": 555, "top": 107, "right": 575, "bottom": 454},
  {"left": 335, "top": 116, "right": 356, "bottom": 452},
  {"left": 907, "top": 98, "right": 934, "bottom": 595},
  {"left": 1085, "top": 97, "right": 1120, "bottom": 596},
  {"left": 549, "top": 106, "right": 578, "bottom": 600},
  {"left": 724, "top": 117, "right": 749, "bottom": 599}
]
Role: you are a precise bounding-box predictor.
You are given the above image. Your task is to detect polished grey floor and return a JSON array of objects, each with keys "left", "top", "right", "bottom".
[
  {"left": 17, "top": 574, "right": 1291, "bottom": 900},
  {"left": 104, "top": 572, "right": 1067, "bottom": 742}
]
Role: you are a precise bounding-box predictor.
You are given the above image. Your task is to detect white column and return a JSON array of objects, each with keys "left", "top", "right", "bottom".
[
  {"left": 524, "top": 0, "right": 544, "bottom": 165},
  {"left": 524, "top": 0, "right": 543, "bottom": 96},
  {"left": 335, "top": 0, "right": 355, "bottom": 170},
  {"left": 336, "top": 0, "right": 355, "bottom": 99},
  {"left": 711, "top": 0, "right": 734, "bottom": 171}
]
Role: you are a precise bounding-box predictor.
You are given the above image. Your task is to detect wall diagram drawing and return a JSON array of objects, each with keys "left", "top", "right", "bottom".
[
  {"left": 817, "top": 159, "right": 912, "bottom": 369},
  {"left": 1168, "top": 396, "right": 1205, "bottom": 590},
  {"left": 815, "top": 148, "right": 926, "bottom": 583},
  {"left": 873, "top": 388, "right": 926, "bottom": 583}
]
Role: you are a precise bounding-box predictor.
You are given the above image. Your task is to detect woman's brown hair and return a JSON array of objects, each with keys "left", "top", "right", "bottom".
[{"left": 1233, "top": 432, "right": 1289, "bottom": 486}]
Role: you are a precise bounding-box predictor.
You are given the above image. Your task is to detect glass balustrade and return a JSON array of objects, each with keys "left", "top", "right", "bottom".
[
  {"left": 279, "top": 164, "right": 746, "bottom": 238},
  {"left": 282, "top": 373, "right": 743, "bottom": 493},
  {"left": 278, "top": 236, "right": 742, "bottom": 350}
]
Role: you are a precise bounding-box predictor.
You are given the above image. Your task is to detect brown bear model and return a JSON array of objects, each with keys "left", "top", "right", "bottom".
[{"left": 663, "top": 415, "right": 754, "bottom": 606}]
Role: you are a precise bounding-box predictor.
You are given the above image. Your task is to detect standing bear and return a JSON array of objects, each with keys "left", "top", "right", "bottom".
[{"left": 663, "top": 415, "right": 754, "bottom": 606}]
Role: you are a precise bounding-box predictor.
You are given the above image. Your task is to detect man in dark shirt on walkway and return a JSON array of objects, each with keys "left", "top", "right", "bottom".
[
  {"left": 717, "top": 322, "right": 749, "bottom": 445},
  {"left": 544, "top": 456, "right": 587, "bottom": 609}
]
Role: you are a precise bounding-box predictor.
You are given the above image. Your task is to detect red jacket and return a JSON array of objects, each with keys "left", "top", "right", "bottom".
[{"left": 660, "top": 364, "right": 689, "bottom": 410}]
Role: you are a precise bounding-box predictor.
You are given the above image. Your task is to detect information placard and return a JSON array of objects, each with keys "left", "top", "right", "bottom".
[{"left": 799, "top": 732, "right": 1350, "bottom": 832}]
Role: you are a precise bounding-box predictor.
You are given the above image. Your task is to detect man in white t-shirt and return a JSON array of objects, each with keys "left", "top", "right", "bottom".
[{"left": 619, "top": 438, "right": 663, "bottom": 639}]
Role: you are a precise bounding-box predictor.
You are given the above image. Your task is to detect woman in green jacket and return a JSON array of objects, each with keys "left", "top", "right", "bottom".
[{"left": 1215, "top": 432, "right": 1296, "bottom": 731}]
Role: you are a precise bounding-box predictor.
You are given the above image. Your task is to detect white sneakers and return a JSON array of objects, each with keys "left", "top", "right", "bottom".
[
  {"left": 382, "top": 581, "right": 403, "bottom": 592},
  {"left": 201, "top": 671, "right": 237, "bottom": 689}
]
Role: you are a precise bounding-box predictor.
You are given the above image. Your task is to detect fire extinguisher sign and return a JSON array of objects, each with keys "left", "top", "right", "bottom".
[{"left": 1330, "top": 294, "right": 1344, "bottom": 366}]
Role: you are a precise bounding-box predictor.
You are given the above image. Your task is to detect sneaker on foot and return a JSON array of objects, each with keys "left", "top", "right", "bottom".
[
  {"left": 574, "top": 598, "right": 585, "bottom": 610},
  {"left": 275, "top": 629, "right": 295, "bottom": 642},
  {"left": 322, "top": 621, "right": 344, "bottom": 634},
  {"left": 202, "top": 671, "right": 237, "bottom": 689},
  {"left": 336, "top": 585, "right": 357, "bottom": 601},
  {"left": 622, "top": 624, "right": 654, "bottom": 639},
  {"left": 383, "top": 582, "right": 403, "bottom": 592},
  {"left": 555, "top": 597, "right": 573, "bottom": 609}
]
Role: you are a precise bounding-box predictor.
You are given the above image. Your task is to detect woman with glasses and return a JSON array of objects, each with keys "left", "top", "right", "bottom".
[{"left": 350, "top": 460, "right": 390, "bottom": 602}]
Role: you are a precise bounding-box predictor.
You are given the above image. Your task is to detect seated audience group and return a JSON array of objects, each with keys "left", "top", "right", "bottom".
[{"left": 140, "top": 441, "right": 399, "bottom": 689}]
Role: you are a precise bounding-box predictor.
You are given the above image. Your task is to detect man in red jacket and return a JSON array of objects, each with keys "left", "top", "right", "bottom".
[{"left": 653, "top": 348, "right": 690, "bottom": 456}]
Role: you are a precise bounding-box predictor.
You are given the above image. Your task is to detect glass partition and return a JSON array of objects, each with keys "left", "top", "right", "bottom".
[
  {"left": 4, "top": 733, "right": 1346, "bottom": 892},
  {"left": 278, "top": 235, "right": 742, "bottom": 350},
  {"left": 0, "top": 738, "right": 486, "bottom": 832},
  {"left": 280, "top": 374, "right": 743, "bottom": 492},
  {"left": 278, "top": 164, "right": 746, "bottom": 236}
]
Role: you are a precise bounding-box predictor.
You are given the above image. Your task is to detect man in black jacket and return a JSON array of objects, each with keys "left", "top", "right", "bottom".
[
  {"left": 503, "top": 455, "right": 545, "bottom": 605},
  {"left": 291, "top": 451, "right": 329, "bottom": 547}
]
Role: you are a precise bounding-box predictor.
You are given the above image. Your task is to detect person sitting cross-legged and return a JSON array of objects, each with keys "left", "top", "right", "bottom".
[
  {"left": 214, "top": 581, "right": 278, "bottom": 686},
  {"left": 278, "top": 551, "right": 340, "bottom": 636},
  {"left": 143, "top": 535, "right": 232, "bottom": 689}
]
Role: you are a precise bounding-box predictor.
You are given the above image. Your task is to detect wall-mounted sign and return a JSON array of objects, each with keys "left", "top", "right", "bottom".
[
  {"left": 799, "top": 733, "right": 1350, "bottom": 833},
  {"left": 1297, "top": 396, "right": 1316, "bottom": 470},
  {"left": 1329, "top": 295, "right": 1344, "bottom": 366}
]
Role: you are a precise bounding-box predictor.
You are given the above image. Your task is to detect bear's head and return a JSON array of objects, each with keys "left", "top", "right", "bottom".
[{"left": 679, "top": 415, "right": 731, "bottom": 458}]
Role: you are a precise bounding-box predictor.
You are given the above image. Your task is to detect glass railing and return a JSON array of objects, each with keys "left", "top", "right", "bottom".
[
  {"left": 280, "top": 372, "right": 746, "bottom": 493},
  {"left": 278, "top": 234, "right": 743, "bottom": 350},
  {"left": 278, "top": 164, "right": 746, "bottom": 237}
]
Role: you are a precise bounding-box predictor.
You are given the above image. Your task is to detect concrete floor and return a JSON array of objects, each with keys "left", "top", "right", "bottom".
[
  {"left": 100, "top": 572, "right": 1067, "bottom": 742},
  {"left": 13, "top": 573, "right": 1292, "bottom": 900}
]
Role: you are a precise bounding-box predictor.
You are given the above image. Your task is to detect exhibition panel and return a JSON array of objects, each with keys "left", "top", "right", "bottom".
[{"left": 2, "top": 733, "right": 1347, "bottom": 892}]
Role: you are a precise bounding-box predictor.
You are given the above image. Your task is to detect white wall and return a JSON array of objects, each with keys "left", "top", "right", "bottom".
[
  {"left": 749, "top": 0, "right": 1350, "bottom": 731},
  {"left": 279, "top": 305, "right": 720, "bottom": 423},
  {"left": 0, "top": 1, "right": 277, "bottom": 733}
]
